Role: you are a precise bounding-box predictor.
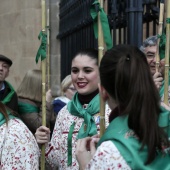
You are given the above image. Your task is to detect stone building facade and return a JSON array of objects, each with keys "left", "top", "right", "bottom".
[{"left": 0, "top": 0, "right": 60, "bottom": 97}]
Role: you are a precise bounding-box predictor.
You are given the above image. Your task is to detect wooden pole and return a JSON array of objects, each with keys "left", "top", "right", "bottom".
[
  {"left": 41, "top": 0, "right": 46, "bottom": 169},
  {"left": 47, "top": 8, "right": 50, "bottom": 89},
  {"left": 156, "top": 3, "right": 164, "bottom": 72},
  {"left": 98, "top": 0, "right": 106, "bottom": 138},
  {"left": 164, "top": 0, "right": 170, "bottom": 105}
]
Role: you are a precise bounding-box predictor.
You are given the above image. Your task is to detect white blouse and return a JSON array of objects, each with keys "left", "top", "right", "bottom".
[
  {"left": 86, "top": 141, "right": 131, "bottom": 170},
  {"left": 45, "top": 104, "right": 111, "bottom": 170}
]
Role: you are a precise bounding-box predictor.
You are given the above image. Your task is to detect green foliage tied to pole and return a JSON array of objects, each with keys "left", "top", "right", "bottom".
[
  {"left": 90, "top": 0, "right": 113, "bottom": 50},
  {"left": 35, "top": 30, "right": 47, "bottom": 64}
]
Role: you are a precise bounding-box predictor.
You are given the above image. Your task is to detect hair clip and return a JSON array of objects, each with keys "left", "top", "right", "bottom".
[{"left": 126, "top": 54, "right": 130, "bottom": 61}]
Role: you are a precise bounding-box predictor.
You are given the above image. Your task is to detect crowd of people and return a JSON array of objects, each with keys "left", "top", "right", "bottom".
[{"left": 0, "top": 36, "right": 170, "bottom": 169}]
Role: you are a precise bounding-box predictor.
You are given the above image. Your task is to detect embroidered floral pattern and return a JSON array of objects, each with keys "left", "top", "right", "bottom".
[
  {"left": 0, "top": 118, "right": 39, "bottom": 170},
  {"left": 124, "top": 130, "right": 138, "bottom": 139},
  {"left": 45, "top": 105, "right": 111, "bottom": 169},
  {"left": 86, "top": 141, "right": 131, "bottom": 170}
]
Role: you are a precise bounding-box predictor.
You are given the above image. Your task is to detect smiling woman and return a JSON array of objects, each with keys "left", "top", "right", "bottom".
[
  {"left": 35, "top": 48, "right": 111, "bottom": 169},
  {"left": 71, "top": 51, "right": 99, "bottom": 95}
]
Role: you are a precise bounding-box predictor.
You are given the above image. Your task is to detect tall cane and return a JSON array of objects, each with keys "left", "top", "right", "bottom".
[
  {"left": 98, "top": 0, "right": 106, "bottom": 138},
  {"left": 47, "top": 8, "right": 50, "bottom": 89},
  {"left": 91, "top": 0, "right": 112, "bottom": 137},
  {"left": 164, "top": 0, "right": 170, "bottom": 105},
  {"left": 156, "top": 2, "right": 164, "bottom": 72},
  {"left": 41, "top": 0, "right": 46, "bottom": 169}
]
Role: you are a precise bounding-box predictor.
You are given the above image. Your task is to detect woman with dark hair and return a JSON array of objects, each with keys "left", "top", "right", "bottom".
[
  {"left": 76, "top": 45, "right": 170, "bottom": 169},
  {"left": 35, "top": 49, "right": 111, "bottom": 169},
  {"left": 0, "top": 102, "right": 39, "bottom": 169}
]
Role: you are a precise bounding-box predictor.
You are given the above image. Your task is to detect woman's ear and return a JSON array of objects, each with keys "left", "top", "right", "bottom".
[{"left": 98, "top": 83, "right": 109, "bottom": 101}]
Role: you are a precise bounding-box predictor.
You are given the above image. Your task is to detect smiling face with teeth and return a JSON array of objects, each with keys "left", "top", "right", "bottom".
[{"left": 71, "top": 54, "right": 99, "bottom": 95}]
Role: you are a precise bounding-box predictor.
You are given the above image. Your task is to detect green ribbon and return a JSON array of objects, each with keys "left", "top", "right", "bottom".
[
  {"left": 90, "top": 0, "right": 113, "bottom": 50},
  {"left": 67, "top": 122, "right": 75, "bottom": 166},
  {"left": 159, "top": 28, "right": 166, "bottom": 60},
  {"left": 166, "top": 18, "right": 170, "bottom": 23},
  {"left": 18, "top": 101, "right": 39, "bottom": 114},
  {"left": 35, "top": 30, "right": 47, "bottom": 64},
  {"left": 1, "top": 81, "right": 15, "bottom": 105},
  {"left": 66, "top": 92, "right": 100, "bottom": 166}
]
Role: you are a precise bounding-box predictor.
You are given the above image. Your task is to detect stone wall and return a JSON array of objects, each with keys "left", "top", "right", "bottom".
[{"left": 0, "top": 0, "right": 61, "bottom": 97}]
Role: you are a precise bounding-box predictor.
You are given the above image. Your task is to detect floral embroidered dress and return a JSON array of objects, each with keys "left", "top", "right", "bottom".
[
  {"left": 45, "top": 103, "right": 111, "bottom": 170},
  {"left": 0, "top": 118, "right": 40, "bottom": 170},
  {"left": 86, "top": 141, "right": 131, "bottom": 170}
]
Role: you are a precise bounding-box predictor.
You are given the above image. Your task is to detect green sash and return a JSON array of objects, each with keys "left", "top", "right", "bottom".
[
  {"left": 67, "top": 93, "right": 100, "bottom": 165},
  {"left": 1, "top": 81, "right": 15, "bottom": 104},
  {"left": 158, "top": 106, "right": 170, "bottom": 138},
  {"left": 18, "top": 101, "right": 39, "bottom": 114},
  {"left": 0, "top": 111, "right": 16, "bottom": 126},
  {"left": 98, "top": 115, "right": 170, "bottom": 170}
]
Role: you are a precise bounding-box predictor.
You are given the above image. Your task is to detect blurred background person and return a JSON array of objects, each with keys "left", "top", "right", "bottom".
[
  {"left": 0, "top": 54, "right": 18, "bottom": 113},
  {"left": 53, "top": 74, "right": 76, "bottom": 115},
  {"left": 17, "top": 69, "right": 56, "bottom": 134},
  {"left": 140, "top": 35, "right": 170, "bottom": 104}
]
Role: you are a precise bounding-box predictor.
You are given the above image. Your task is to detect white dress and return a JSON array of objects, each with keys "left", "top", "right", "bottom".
[
  {"left": 86, "top": 141, "right": 131, "bottom": 170},
  {"left": 45, "top": 104, "right": 111, "bottom": 170},
  {"left": 0, "top": 118, "right": 40, "bottom": 170}
]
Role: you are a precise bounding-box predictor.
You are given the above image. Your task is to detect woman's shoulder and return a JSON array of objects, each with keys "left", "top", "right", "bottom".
[
  {"left": 54, "top": 96, "right": 70, "bottom": 103},
  {"left": 86, "top": 141, "right": 130, "bottom": 169},
  {"left": 0, "top": 118, "right": 39, "bottom": 169},
  {"left": 57, "top": 105, "right": 80, "bottom": 123},
  {"left": 4, "top": 118, "right": 38, "bottom": 144}
]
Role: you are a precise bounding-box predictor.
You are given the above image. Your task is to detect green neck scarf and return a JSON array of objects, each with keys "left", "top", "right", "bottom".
[
  {"left": 1, "top": 81, "right": 15, "bottom": 104},
  {"left": 18, "top": 101, "right": 40, "bottom": 114},
  {"left": 67, "top": 92, "right": 100, "bottom": 165},
  {"left": 0, "top": 111, "right": 16, "bottom": 126}
]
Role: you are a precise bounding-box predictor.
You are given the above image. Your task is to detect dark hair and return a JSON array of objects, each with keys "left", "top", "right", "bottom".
[
  {"left": 72, "top": 48, "right": 98, "bottom": 65},
  {"left": 99, "top": 44, "right": 169, "bottom": 164},
  {"left": 0, "top": 102, "right": 8, "bottom": 123},
  {"left": 0, "top": 102, "right": 19, "bottom": 124}
]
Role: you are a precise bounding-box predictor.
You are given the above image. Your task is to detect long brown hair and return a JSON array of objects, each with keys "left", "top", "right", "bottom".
[
  {"left": 0, "top": 102, "right": 9, "bottom": 123},
  {"left": 17, "top": 69, "right": 42, "bottom": 102},
  {"left": 100, "top": 45, "right": 169, "bottom": 164}
]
